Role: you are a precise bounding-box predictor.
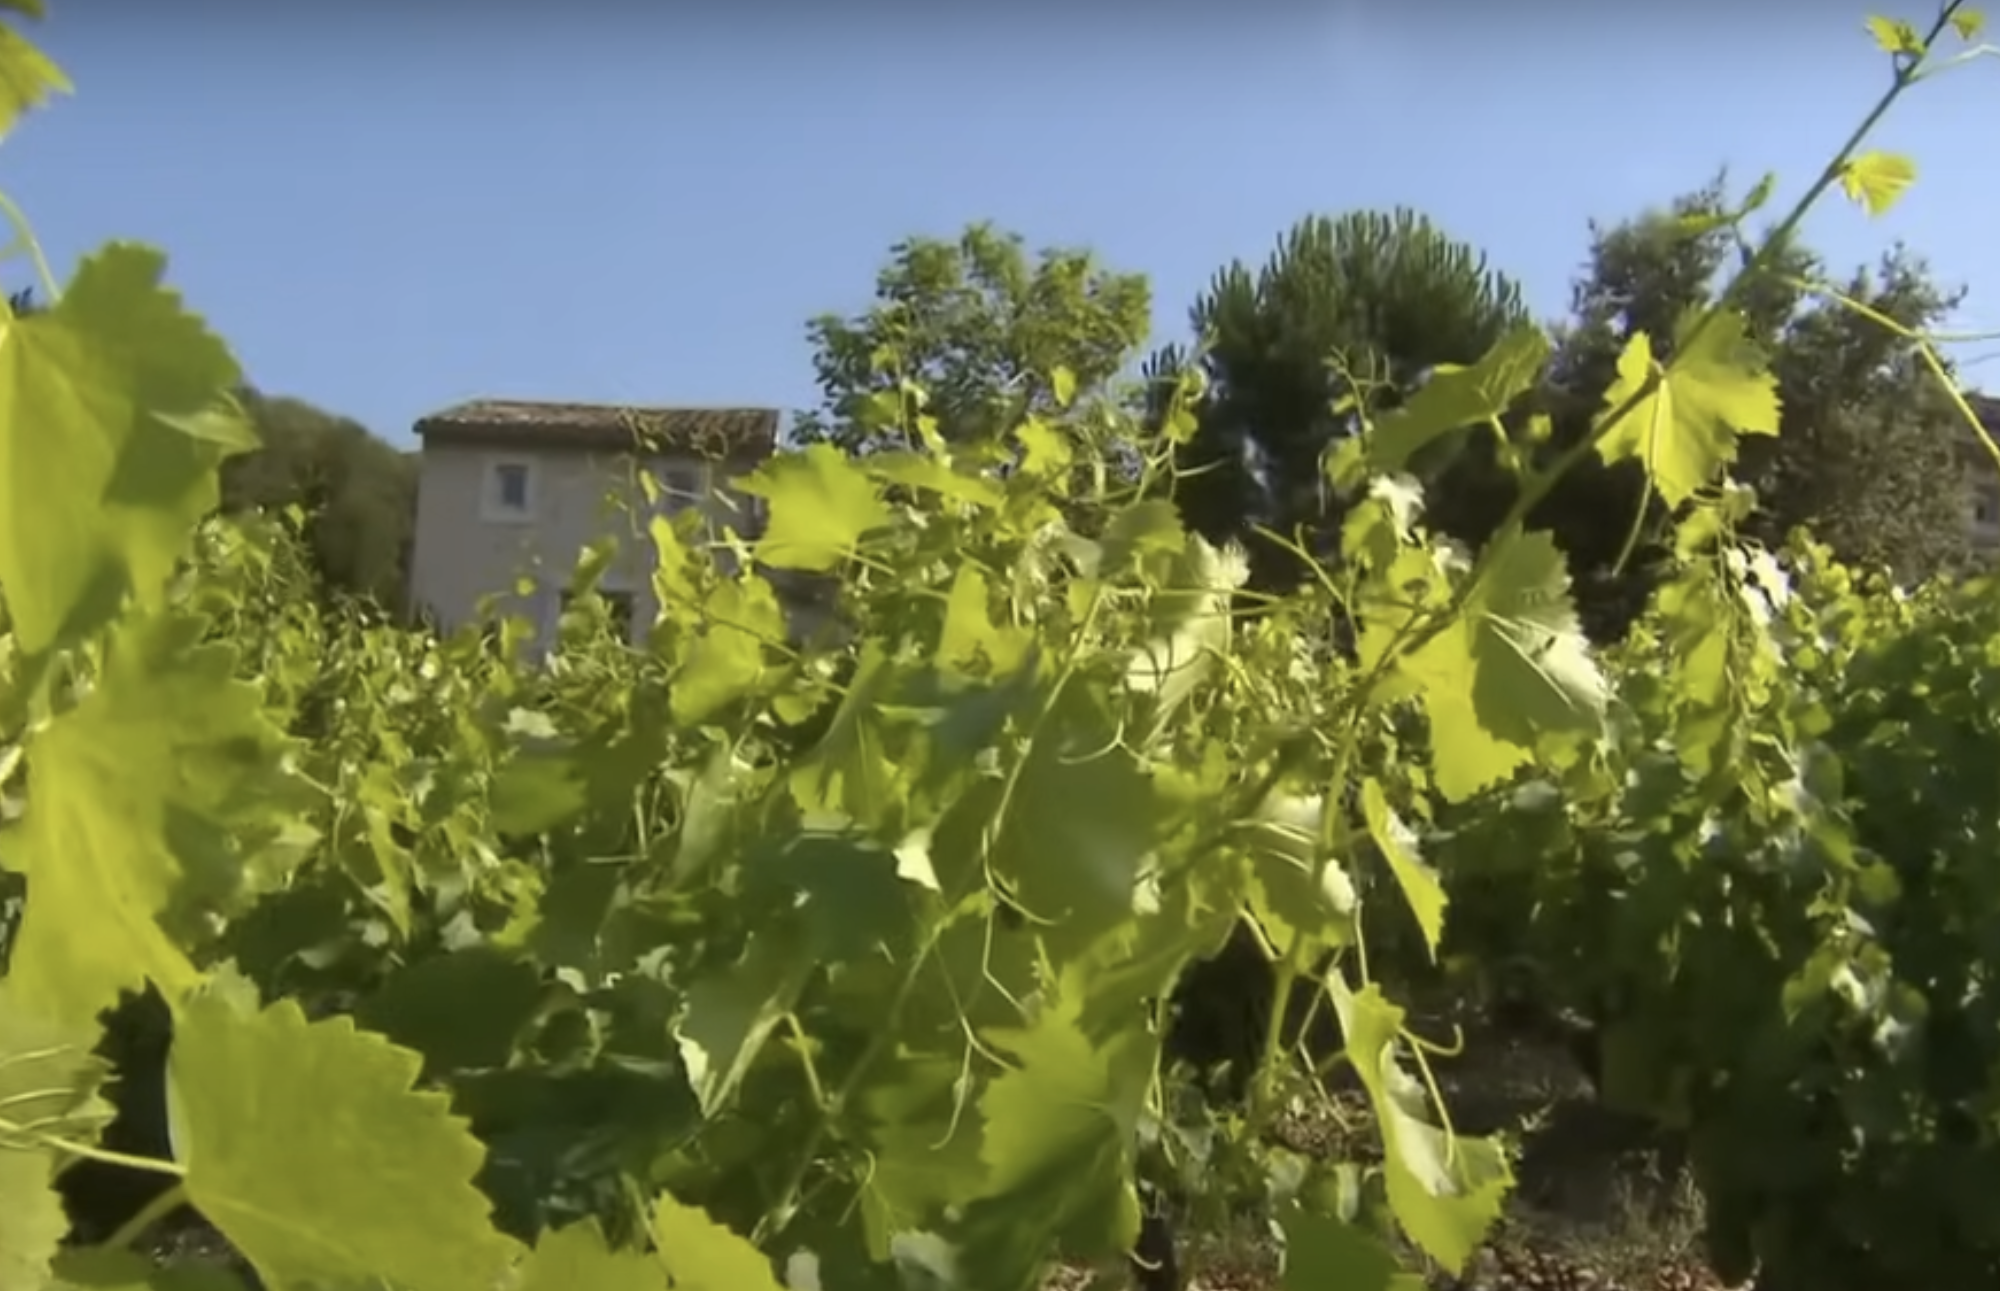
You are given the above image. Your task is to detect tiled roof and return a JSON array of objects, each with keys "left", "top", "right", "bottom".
[{"left": 413, "top": 400, "right": 779, "bottom": 459}]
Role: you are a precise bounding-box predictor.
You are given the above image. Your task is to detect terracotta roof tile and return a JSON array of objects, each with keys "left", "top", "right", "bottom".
[{"left": 414, "top": 400, "right": 778, "bottom": 459}]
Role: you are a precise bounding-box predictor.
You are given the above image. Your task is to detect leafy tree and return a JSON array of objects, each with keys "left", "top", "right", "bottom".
[
  {"left": 222, "top": 389, "right": 419, "bottom": 610},
  {"left": 795, "top": 223, "right": 1154, "bottom": 453},
  {"left": 1152, "top": 209, "right": 1529, "bottom": 590},
  {"left": 1526, "top": 175, "right": 1968, "bottom": 626}
]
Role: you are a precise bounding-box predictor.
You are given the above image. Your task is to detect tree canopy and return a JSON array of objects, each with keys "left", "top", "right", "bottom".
[
  {"left": 222, "top": 390, "right": 419, "bottom": 612},
  {"left": 1522, "top": 176, "right": 1971, "bottom": 625},
  {"left": 1152, "top": 209, "right": 1529, "bottom": 590},
  {"left": 794, "top": 223, "right": 1154, "bottom": 454}
]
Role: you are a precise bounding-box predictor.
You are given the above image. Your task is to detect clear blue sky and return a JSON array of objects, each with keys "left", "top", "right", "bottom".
[{"left": 7, "top": 4, "right": 1997, "bottom": 446}]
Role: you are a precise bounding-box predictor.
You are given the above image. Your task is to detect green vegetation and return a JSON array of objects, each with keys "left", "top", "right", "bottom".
[{"left": 3, "top": 6, "right": 2000, "bottom": 1291}]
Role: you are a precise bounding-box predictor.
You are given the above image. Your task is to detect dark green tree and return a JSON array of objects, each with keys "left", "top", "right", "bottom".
[
  {"left": 222, "top": 390, "right": 419, "bottom": 610},
  {"left": 795, "top": 223, "right": 1154, "bottom": 453},
  {"left": 1529, "top": 175, "right": 1967, "bottom": 621},
  {"left": 1153, "top": 209, "right": 1528, "bottom": 590}
]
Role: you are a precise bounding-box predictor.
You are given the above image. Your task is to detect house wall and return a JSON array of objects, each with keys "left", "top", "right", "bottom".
[
  {"left": 407, "top": 441, "right": 757, "bottom": 644},
  {"left": 1961, "top": 398, "right": 2000, "bottom": 561}
]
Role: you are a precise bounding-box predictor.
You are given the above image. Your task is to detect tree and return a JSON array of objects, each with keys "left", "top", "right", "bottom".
[
  {"left": 1153, "top": 209, "right": 1529, "bottom": 591},
  {"left": 1525, "top": 175, "right": 1968, "bottom": 623},
  {"left": 795, "top": 223, "right": 1154, "bottom": 453},
  {"left": 222, "top": 390, "right": 419, "bottom": 611}
]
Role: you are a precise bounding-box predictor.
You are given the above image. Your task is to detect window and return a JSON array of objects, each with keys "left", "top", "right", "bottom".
[
  {"left": 482, "top": 457, "right": 536, "bottom": 523},
  {"left": 497, "top": 464, "right": 529, "bottom": 509},
  {"left": 657, "top": 461, "right": 706, "bottom": 510}
]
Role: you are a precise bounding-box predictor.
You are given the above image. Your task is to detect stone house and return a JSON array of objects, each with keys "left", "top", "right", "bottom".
[
  {"left": 406, "top": 399, "right": 779, "bottom": 645},
  {"left": 1962, "top": 392, "right": 2000, "bottom": 562}
]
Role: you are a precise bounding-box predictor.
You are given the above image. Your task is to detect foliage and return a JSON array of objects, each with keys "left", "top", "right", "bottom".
[
  {"left": 793, "top": 223, "right": 1154, "bottom": 455},
  {"left": 1531, "top": 175, "right": 1972, "bottom": 627},
  {"left": 1150, "top": 209, "right": 1527, "bottom": 591},
  {"left": 1, "top": 8, "right": 1997, "bottom": 1291},
  {"left": 221, "top": 388, "right": 419, "bottom": 612}
]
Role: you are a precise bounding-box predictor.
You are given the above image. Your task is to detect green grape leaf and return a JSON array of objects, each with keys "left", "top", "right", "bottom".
[
  {"left": 673, "top": 928, "right": 811, "bottom": 1117},
  {"left": 1594, "top": 310, "right": 1780, "bottom": 506},
  {"left": 0, "top": 243, "right": 248, "bottom": 656},
  {"left": 1359, "top": 778, "right": 1446, "bottom": 957},
  {"left": 746, "top": 831, "right": 921, "bottom": 963},
  {"left": 0, "top": 5, "right": 67, "bottom": 145},
  {"left": 741, "top": 443, "right": 892, "bottom": 571},
  {"left": 2, "top": 612, "right": 291, "bottom": 1027},
  {"left": 649, "top": 1193, "right": 786, "bottom": 1291},
  {"left": 671, "top": 577, "right": 786, "bottom": 725},
  {"left": 511, "top": 1219, "right": 665, "bottom": 1291},
  {"left": 490, "top": 747, "right": 590, "bottom": 837},
  {"left": 0, "top": 992, "right": 114, "bottom": 1290},
  {"left": 1864, "top": 14, "right": 1926, "bottom": 54},
  {"left": 939, "top": 565, "right": 1031, "bottom": 674},
  {"left": 848, "top": 1053, "right": 989, "bottom": 1258},
  {"left": 954, "top": 999, "right": 1152, "bottom": 1281},
  {"left": 1331, "top": 978, "right": 1510, "bottom": 1273},
  {"left": 1840, "top": 150, "right": 1917, "bottom": 216},
  {"left": 1277, "top": 1203, "right": 1425, "bottom": 1291},
  {"left": 355, "top": 946, "right": 546, "bottom": 1074},
  {"left": 1396, "top": 529, "right": 1605, "bottom": 801},
  {"left": 993, "top": 683, "right": 1158, "bottom": 925},
  {"left": 167, "top": 974, "right": 521, "bottom": 1291},
  {"left": 1363, "top": 324, "right": 1550, "bottom": 474}
]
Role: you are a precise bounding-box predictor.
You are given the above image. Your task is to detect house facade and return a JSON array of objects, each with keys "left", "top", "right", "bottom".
[
  {"left": 406, "top": 400, "right": 778, "bottom": 644},
  {"left": 1965, "top": 392, "right": 2000, "bottom": 562}
]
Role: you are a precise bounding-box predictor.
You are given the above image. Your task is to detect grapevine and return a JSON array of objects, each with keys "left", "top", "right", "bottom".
[{"left": 1, "top": 5, "right": 1996, "bottom": 1291}]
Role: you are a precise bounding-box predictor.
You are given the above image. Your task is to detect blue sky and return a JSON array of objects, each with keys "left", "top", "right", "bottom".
[{"left": 6, "top": 3, "right": 1997, "bottom": 446}]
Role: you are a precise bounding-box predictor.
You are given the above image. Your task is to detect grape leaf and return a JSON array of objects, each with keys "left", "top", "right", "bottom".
[
  {"left": 741, "top": 443, "right": 892, "bottom": 571},
  {"left": 1360, "top": 778, "right": 1446, "bottom": 957},
  {"left": 0, "top": 5, "right": 68, "bottom": 144},
  {"left": 1331, "top": 978, "right": 1510, "bottom": 1273},
  {"left": 674, "top": 928, "right": 811, "bottom": 1117},
  {"left": 167, "top": 973, "right": 521, "bottom": 1291},
  {"left": 0, "top": 992, "right": 113, "bottom": 1290},
  {"left": 649, "top": 1193, "right": 786, "bottom": 1291},
  {"left": 1594, "top": 309, "right": 1780, "bottom": 507},
  {"left": 670, "top": 577, "right": 786, "bottom": 725},
  {"left": 1278, "top": 1203, "right": 1425, "bottom": 1291},
  {"left": 1396, "top": 529, "right": 1605, "bottom": 801},
  {"left": 993, "top": 682, "right": 1157, "bottom": 924},
  {"left": 1364, "top": 324, "right": 1550, "bottom": 473},
  {"left": 1, "top": 612, "right": 290, "bottom": 1027},
  {"left": 0, "top": 243, "right": 248, "bottom": 655},
  {"left": 354, "top": 946, "right": 545, "bottom": 1075},
  {"left": 511, "top": 1219, "right": 665, "bottom": 1291},
  {"left": 953, "top": 999, "right": 1152, "bottom": 1285},
  {"left": 1840, "top": 150, "right": 1917, "bottom": 216}
]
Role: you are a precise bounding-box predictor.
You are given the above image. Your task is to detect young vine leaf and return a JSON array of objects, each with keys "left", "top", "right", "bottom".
[{"left": 1595, "top": 308, "right": 1781, "bottom": 506}]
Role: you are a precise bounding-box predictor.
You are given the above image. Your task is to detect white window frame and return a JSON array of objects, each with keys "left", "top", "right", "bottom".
[{"left": 482, "top": 455, "right": 538, "bottom": 525}]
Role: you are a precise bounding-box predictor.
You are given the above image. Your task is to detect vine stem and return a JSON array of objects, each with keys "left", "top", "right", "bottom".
[{"left": 104, "top": 1182, "right": 191, "bottom": 1251}]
